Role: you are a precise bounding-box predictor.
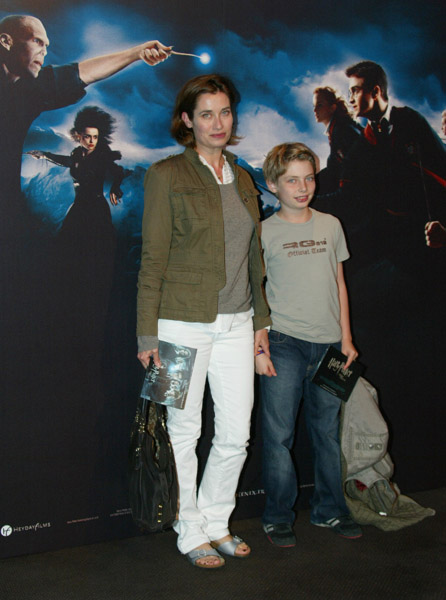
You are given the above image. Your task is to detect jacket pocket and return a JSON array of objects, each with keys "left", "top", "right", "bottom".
[
  {"left": 163, "top": 269, "right": 202, "bottom": 284},
  {"left": 171, "top": 187, "right": 208, "bottom": 221},
  {"left": 161, "top": 269, "right": 205, "bottom": 312}
]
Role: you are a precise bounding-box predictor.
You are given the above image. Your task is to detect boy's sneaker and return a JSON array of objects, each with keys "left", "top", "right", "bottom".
[
  {"left": 263, "top": 523, "right": 296, "bottom": 547},
  {"left": 311, "top": 515, "right": 362, "bottom": 539}
]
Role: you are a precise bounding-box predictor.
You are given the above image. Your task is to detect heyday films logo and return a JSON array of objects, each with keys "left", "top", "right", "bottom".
[
  {"left": 1, "top": 522, "right": 51, "bottom": 537},
  {"left": 1, "top": 525, "right": 13, "bottom": 536}
]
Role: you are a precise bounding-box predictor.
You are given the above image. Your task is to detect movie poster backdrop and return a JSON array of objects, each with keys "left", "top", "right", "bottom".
[{"left": 1, "top": 0, "right": 445, "bottom": 556}]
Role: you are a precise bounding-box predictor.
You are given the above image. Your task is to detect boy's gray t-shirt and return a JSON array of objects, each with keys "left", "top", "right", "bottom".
[{"left": 261, "top": 209, "right": 349, "bottom": 343}]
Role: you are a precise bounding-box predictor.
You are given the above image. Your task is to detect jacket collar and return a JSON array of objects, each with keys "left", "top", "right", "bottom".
[
  {"left": 182, "top": 147, "right": 238, "bottom": 187},
  {"left": 183, "top": 147, "right": 237, "bottom": 168}
]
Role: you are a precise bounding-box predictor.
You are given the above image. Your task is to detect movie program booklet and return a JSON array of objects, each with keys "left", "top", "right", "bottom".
[
  {"left": 312, "top": 345, "right": 363, "bottom": 402},
  {"left": 140, "top": 341, "right": 197, "bottom": 410}
]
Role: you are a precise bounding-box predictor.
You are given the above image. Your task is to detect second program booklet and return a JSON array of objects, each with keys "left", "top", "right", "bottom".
[
  {"left": 312, "top": 345, "right": 363, "bottom": 402},
  {"left": 140, "top": 341, "right": 197, "bottom": 409}
]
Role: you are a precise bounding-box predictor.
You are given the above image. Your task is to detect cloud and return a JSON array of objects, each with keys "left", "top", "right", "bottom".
[
  {"left": 114, "top": 139, "right": 178, "bottom": 166},
  {"left": 77, "top": 21, "right": 135, "bottom": 60},
  {"left": 237, "top": 104, "right": 317, "bottom": 168}
]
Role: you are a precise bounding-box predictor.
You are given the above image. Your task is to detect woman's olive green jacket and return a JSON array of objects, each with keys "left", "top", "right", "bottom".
[{"left": 136, "top": 148, "right": 271, "bottom": 338}]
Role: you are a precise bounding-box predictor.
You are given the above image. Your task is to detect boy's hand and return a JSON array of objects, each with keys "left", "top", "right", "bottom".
[
  {"left": 341, "top": 339, "right": 358, "bottom": 369},
  {"left": 255, "top": 353, "right": 277, "bottom": 377},
  {"left": 254, "top": 328, "right": 270, "bottom": 357}
]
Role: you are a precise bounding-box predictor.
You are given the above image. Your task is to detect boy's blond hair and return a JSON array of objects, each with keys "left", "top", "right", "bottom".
[{"left": 263, "top": 142, "right": 317, "bottom": 184}]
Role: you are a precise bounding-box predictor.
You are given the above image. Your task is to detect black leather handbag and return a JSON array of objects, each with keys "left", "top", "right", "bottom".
[{"left": 128, "top": 397, "right": 178, "bottom": 532}]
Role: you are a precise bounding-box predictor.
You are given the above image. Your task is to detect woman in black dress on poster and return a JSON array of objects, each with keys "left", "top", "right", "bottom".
[{"left": 29, "top": 106, "right": 128, "bottom": 347}]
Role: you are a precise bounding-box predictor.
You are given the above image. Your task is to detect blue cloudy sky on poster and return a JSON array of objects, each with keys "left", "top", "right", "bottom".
[{"left": 3, "top": 0, "right": 445, "bottom": 230}]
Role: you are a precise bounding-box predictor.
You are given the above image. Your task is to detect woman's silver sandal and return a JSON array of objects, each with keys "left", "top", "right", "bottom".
[
  {"left": 211, "top": 535, "right": 250, "bottom": 558},
  {"left": 186, "top": 547, "right": 225, "bottom": 569}
]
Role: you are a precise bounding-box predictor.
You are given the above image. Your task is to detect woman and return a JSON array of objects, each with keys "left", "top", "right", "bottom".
[
  {"left": 28, "top": 106, "right": 128, "bottom": 343},
  {"left": 313, "top": 86, "right": 362, "bottom": 193},
  {"left": 28, "top": 105, "right": 126, "bottom": 236},
  {"left": 136, "top": 74, "right": 271, "bottom": 568}
]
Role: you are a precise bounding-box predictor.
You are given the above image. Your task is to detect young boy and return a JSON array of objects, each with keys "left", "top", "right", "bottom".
[{"left": 257, "top": 142, "right": 362, "bottom": 546}]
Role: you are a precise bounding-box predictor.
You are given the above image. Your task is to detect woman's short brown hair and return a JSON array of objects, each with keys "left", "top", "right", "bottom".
[{"left": 171, "top": 74, "right": 241, "bottom": 147}]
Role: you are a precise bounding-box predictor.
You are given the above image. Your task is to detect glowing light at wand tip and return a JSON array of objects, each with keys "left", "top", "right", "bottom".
[{"left": 171, "top": 50, "right": 211, "bottom": 64}]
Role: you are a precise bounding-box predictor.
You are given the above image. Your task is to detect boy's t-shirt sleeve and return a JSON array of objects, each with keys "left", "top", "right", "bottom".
[{"left": 334, "top": 218, "right": 350, "bottom": 263}]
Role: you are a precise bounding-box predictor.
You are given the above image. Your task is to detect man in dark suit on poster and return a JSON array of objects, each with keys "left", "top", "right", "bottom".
[
  {"left": 311, "top": 70, "right": 446, "bottom": 428},
  {"left": 344, "top": 60, "right": 446, "bottom": 254},
  {"left": 316, "top": 60, "right": 446, "bottom": 431}
]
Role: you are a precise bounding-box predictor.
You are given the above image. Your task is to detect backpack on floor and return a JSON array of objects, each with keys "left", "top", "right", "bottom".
[{"left": 341, "top": 377, "right": 435, "bottom": 530}]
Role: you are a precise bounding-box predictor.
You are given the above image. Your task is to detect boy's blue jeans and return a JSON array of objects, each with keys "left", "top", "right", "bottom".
[{"left": 260, "top": 330, "right": 349, "bottom": 525}]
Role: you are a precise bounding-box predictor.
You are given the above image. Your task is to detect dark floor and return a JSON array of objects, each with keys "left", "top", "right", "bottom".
[{"left": 1, "top": 488, "right": 445, "bottom": 600}]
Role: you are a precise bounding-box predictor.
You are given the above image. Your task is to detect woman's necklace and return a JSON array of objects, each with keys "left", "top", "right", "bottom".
[{"left": 215, "top": 156, "right": 225, "bottom": 183}]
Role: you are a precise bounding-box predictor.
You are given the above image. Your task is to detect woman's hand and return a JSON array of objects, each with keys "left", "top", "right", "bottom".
[
  {"left": 26, "top": 150, "right": 45, "bottom": 159},
  {"left": 109, "top": 191, "right": 122, "bottom": 205},
  {"left": 137, "top": 348, "right": 161, "bottom": 368},
  {"left": 110, "top": 185, "right": 123, "bottom": 206}
]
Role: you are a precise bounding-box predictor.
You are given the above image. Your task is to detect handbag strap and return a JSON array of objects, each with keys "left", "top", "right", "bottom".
[{"left": 134, "top": 396, "right": 149, "bottom": 432}]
